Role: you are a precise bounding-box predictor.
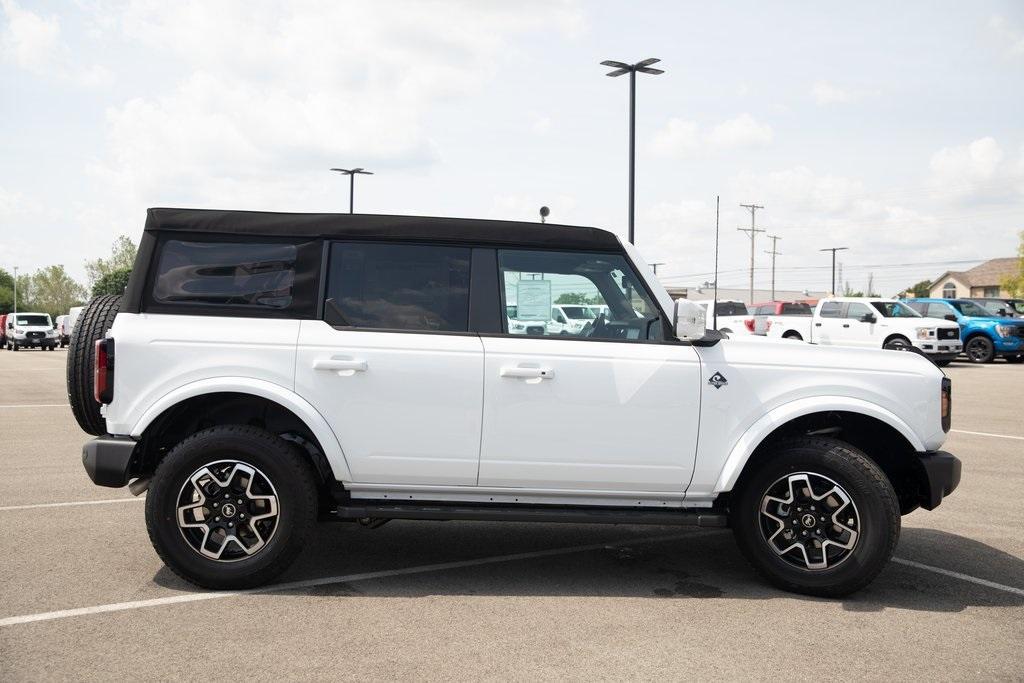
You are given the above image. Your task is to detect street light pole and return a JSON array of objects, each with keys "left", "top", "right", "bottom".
[
  {"left": 819, "top": 247, "right": 849, "bottom": 295},
  {"left": 12, "top": 266, "right": 17, "bottom": 316},
  {"left": 329, "top": 168, "right": 374, "bottom": 214},
  {"left": 600, "top": 58, "right": 664, "bottom": 245}
]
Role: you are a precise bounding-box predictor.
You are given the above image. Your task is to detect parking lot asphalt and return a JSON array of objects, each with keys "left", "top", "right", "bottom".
[{"left": 0, "top": 348, "right": 1021, "bottom": 680}]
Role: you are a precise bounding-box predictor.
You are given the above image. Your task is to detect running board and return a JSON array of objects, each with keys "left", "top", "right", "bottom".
[{"left": 330, "top": 503, "right": 728, "bottom": 527}]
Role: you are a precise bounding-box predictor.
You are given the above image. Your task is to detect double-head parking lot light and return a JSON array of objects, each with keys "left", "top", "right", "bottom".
[{"left": 330, "top": 167, "right": 374, "bottom": 214}]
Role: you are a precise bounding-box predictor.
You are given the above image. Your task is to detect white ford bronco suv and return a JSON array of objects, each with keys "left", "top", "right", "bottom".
[{"left": 69, "top": 208, "right": 960, "bottom": 596}]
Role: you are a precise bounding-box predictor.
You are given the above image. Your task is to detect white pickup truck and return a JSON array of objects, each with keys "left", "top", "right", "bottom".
[
  {"left": 692, "top": 299, "right": 754, "bottom": 335},
  {"left": 768, "top": 297, "right": 962, "bottom": 365}
]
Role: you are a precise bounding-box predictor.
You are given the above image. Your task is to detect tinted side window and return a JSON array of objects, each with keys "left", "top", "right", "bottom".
[
  {"left": 927, "top": 303, "right": 952, "bottom": 318},
  {"left": 153, "top": 240, "right": 297, "bottom": 308},
  {"left": 846, "top": 303, "right": 873, "bottom": 319},
  {"left": 819, "top": 302, "right": 842, "bottom": 318},
  {"left": 325, "top": 243, "right": 470, "bottom": 332},
  {"left": 906, "top": 302, "right": 927, "bottom": 315}
]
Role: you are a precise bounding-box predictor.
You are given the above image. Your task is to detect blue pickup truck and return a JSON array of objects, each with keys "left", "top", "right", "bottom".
[{"left": 905, "top": 298, "right": 1024, "bottom": 363}]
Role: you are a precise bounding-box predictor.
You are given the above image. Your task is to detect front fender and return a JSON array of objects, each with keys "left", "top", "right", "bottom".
[
  {"left": 130, "top": 376, "right": 352, "bottom": 481},
  {"left": 712, "top": 395, "right": 926, "bottom": 493}
]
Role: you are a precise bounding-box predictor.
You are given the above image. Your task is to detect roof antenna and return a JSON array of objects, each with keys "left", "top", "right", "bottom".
[{"left": 713, "top": 195, "right": 720, "bottom": 331}]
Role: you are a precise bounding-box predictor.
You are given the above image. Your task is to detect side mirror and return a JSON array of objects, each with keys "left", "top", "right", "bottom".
[
  {"left": 944, "top": 314, "right": 957, "bottom": 322},
  {"left": 673, "top": 299, "right": 707, "bottom": 340},
  {"left": 859, "top": 313, "right": 877, "bottom": 323}
]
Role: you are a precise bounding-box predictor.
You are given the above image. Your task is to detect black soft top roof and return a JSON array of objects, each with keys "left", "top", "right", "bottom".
[{"left": 145, "top": 208, "right": 622, "bottom": 251}]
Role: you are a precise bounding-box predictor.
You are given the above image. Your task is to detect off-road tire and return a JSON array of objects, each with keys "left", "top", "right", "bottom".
[
  {"left": 145, "top": 425, "right": 319, "bottom": 590},
  {"left": 66, "top": 294, "right": 121, "bottom": 435},
  {"left": 731, "top": 437, "right": 900, "bottom": 597}
]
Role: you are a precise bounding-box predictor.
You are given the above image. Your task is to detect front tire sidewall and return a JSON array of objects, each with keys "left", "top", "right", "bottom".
[
  {"left": 146, "top": 427, "right": 316, "bottom": 589},
  {"left": 732, "top": 439, "right": 899, "bottom": 597},
  {"left": 965, "top": 336, "right": 995, "bottom": 363}
]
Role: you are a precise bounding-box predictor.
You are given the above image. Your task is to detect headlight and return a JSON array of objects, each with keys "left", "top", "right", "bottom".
[
  {"left": 46, "top": 330, "right": 56, "bottom": 337},
  {"left": 13, "top": 331, "right": 26, "bottom": 338},
  {"left": 995, "top": 324, "right": 1014, "bottom": 337},
  {"left": 510, "top": 322, "right": 525, "bottom": 331},
  {"left": 915, "top": 327, "right": 934, "bottom": 340}
]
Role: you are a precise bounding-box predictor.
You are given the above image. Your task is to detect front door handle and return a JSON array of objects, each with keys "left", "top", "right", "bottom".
[
  {"left": 500, "top": 366, "right": 554, "bottom": 382},
  {"left": 313, "top": 358, "right": 368, "bottom": 376},
  {"left": 842, "top": 324, "right": 850, "bottom": 328},
  {"left": 815, "top": 323, "right": 822, "bottom": 327}
]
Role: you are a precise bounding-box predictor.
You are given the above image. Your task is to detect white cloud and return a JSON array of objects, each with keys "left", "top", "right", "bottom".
[
  {"left": 708, "top": 113, "right": 773, "bottom": 149},
  {"left": 531, "top": 113, "right": 552, "bottom": 134},
  {"left": 650, "top": 118, "right": 699, "bottom": 157},
  {"left": 650, "top": 114, "right": 772, "bottom": 158},
  {"left": 88, "top": 1, "right": 583, "bottom": 210},
  {"left": 989, "top": 15, "right": 1024, "bottom": 58},
  {"left": 0, "top": 0, "right": 110, "bottom": 85},
  {"left": 928, "top": 136, "right": 1023, "bottom": 202},
  {"left": 811, "top": 80, "right": 880, "bottom": 105}
]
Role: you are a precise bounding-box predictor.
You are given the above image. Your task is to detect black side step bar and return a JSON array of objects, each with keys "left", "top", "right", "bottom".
[{"left": 330, "top": 503, "right": 728, "bottom": 528}]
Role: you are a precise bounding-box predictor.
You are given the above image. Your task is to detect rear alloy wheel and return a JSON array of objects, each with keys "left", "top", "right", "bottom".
[
  {"left": 732, "top": 437, "right": 900, "bottom": 597},
  {"left": 146, "top": 425, "right": 318, "bottom": 589},
  {"left": 964, "top": 336, "right": 995, "bottom": 364}
]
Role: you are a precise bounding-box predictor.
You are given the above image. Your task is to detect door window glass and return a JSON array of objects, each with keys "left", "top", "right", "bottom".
[
  {"left": 819, "top": 302, "right": 842, "bottom": 318},
  {"left": 846, "top": 303, "right": 873, "bottom": 319},
  {"left": 926, "top": 303, "right": 951, "bottom": 318},
  {"left": 325, "top": 243, "right": 470, "bottom": 332},
  {"left": 498, "top": 250, "right": 662, "bottom": 341}
]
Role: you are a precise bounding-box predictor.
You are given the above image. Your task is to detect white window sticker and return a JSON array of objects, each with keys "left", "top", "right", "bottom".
[{"left": 516, "top": 280, "right": 552, "bottom": 320}]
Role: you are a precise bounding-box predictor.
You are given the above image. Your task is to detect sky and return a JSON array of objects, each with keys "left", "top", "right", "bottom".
[{"left": 2, "top": 0, "right": 1023, "bottom": 296}]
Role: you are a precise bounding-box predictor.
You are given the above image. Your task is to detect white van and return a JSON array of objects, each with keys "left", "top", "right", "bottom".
[{"left": 5, "top": 312, "right": 57, "bottom": 351}]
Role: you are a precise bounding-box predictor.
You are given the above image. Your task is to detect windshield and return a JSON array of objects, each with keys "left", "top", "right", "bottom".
[
  {"left": 560, "top": 306, "right": 596, "bottom": 320},
  {"left": 715, "top": 302, "right": 749, "bottom": 316},
  {"left": 951, "top": 300, "right": 995, "bottom": 317},
  {"left": 870, "top": 301, "right": 920, "bottom": 318},
  {"left": 15, "top": 315, "right": 51, "bottom": 327},
  {"left": 1013, "top": 301, "right": 1024, "bottom": 315}
]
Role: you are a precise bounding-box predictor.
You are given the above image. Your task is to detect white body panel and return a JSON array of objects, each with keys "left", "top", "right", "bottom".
[
  {"left": 765, "top": 315, "right": 814, "bottom": 341},
  {"left": 478, "top": 335, "right": 702, "bottom": 493},
  {"left": 101, "top": 236, "right": 949, "bottom": 510},
  {"left": 294, "top": 321, "right": 484, "bottom": 486}
]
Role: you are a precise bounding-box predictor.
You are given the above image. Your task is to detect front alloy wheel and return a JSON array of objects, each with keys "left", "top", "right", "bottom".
[
  {"left": 965, "top": 336, "right": 995, "bottom": 363},
  {"left": 759, "top": 472, "right": 859, "bottom": 570}
]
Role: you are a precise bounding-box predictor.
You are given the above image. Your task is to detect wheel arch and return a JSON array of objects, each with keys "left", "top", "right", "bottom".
[
  {"left": 714, "top": 397, "right": 929, "bottom": 514},
  {"left": 131, "top": 378, "right": 351, "bottom": 484},
  {"left": 882, "top": 332, "right": 911, "bottom": 347}
]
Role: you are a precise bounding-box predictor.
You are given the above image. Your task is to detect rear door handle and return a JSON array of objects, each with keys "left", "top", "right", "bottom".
[
  {"left": 313, "top": 358, "right": 367, "bottom": 376},
  {"left": 500, "top": 366, "right": 554, "bottom": 381},
  {"left": 815, "top": 323, "right": 822, "bottom": 327},
  {"left": 842, "top": 324, "right": 850, "bottom": 328}
]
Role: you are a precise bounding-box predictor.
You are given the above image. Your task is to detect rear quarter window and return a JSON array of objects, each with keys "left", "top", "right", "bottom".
[{"left": 146, "top": 237, "right": 320, "bottom": 317}]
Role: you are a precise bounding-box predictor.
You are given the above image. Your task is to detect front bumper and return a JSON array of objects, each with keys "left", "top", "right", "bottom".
[
  {"left": 82, "top": 435, "right": 138, "bottom": 488},
  {"left": 914, "top": 450, "right": 961, "bottom": 510},
  {"left": 914, "top": 339, "right": 962, "bottom": 355}
]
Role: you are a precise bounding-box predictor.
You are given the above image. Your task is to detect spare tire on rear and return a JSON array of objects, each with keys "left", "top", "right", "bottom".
[{"left": 67, "top": 294, "right": 121, "bottom": 435}]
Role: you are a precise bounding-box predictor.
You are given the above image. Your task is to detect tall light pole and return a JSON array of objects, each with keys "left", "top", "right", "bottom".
[
  {"left": 820, "top": 247, "right": 849, "bottom": 295},
  {"left": 738, "top": 203, "right": 765, "bottom": 305},
  {"left": 600, "top": 57, "right": 664, "bottom": 245},
  {"left": 12, "top": 266, "right": 17, "bottom": 316},
  {"left": 329, "top": 168, "right": 374, "bottom": 214}
]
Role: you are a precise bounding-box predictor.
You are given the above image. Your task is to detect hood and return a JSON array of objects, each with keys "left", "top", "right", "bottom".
[
  {"left": 723, "top": 334, "right": 942, "bottom": 376},
  {"left": 960, "top": 314, "right": 1024, "bottom": 325}
]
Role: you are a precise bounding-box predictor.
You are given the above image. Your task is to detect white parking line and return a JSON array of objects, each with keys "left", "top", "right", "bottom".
[
  {"left": 0, "top": 404, "right": 69, "bottom": 409},
  {"left": 950, "top": 429, "right": 1024, "bottom": 441},
  {"left": 0, "top": 498, "right": 144, "bottom": 512},
  {"left": 892, "top": 558, "right": 1024, "bottom": 597},
  {"left": 0, "top": 531, "right": 699, "bottom": 627}
]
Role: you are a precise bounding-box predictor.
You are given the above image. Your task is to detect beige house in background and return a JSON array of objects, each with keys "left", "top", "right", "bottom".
[{"left": 928, "top": 257, "right": 1019, "bottom": 299}]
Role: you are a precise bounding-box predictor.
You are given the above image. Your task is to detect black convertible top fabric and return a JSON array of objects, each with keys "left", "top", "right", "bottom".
[{"left": 145, "top": 208, "right": 621, "bottom": 251}]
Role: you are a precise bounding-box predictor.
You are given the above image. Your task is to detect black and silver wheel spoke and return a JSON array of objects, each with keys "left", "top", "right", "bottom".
[
  {"left": 759, "top": 472, "right": 860, "bottom": 571},
  {"left": 176, "top": 460, "right": 280, "bottom": 562}
]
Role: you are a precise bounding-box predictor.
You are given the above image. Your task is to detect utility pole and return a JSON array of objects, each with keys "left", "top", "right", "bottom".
[
  {"left": 650, "top": 262, "right": 665, "bottom": 275},
  {"left": 764, "top": 234, "right": 782, "bottom": 301},
  {"left": 12, "top": 266, "right": 17, "bottom": 315},
  {"left": 738, "top": 203, "right": 765, "bottom": 305},
  {"left": 819, "top": 247, "right": 849, "bottom": 295}
]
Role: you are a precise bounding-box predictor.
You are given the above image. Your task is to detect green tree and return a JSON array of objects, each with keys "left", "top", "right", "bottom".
[
  {"left": 555, "top": 292, "right": 602, "bottom": 305},
  {"left": 26, "top": 265, "right": 87, "bottom": 319},
  {"left": 85, "top": 235, "right": 138, "bottom": 286},
  {"left": 91, "top": 267, "right": 132, "bottom": 297},
  {"left": 0, "top": 268, "right": 13, "bottom": 314},
  {"left": 903, "top": 280, "right": 932, "bottom": 298},
  {"left": 1000, "top": 230, "right": 1024, "bottom": 297}
]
